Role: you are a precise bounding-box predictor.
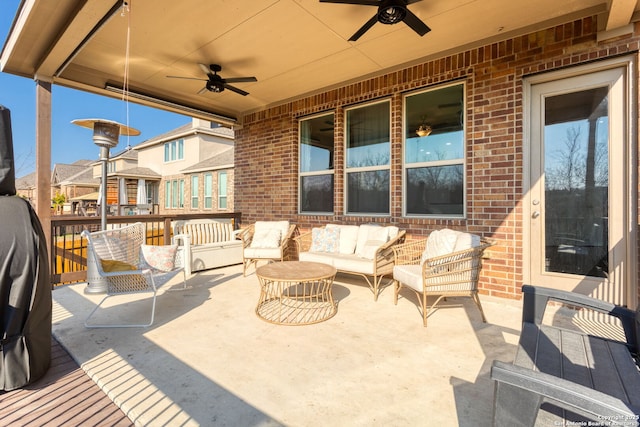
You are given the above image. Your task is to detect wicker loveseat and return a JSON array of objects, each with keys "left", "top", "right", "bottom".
[{"left": 294, "top": 224, "right": 406, "bottom": 301}]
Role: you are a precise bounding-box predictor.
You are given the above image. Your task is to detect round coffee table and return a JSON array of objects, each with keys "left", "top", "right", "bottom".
[{"left": 255, "top": 261, "right": 337, "bottom": 325}]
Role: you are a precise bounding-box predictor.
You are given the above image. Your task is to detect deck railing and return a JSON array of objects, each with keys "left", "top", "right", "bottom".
[{"left": 50, "top": 212, "right": 242, "bottom": 287}]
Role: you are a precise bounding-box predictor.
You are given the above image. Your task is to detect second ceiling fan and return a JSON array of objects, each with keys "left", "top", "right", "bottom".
[
  {"left": 320, "top": 0, "right": 431, "bottom": 42},
  {"left": 167, "top": 63, "right": 257, "bottom": 96}
]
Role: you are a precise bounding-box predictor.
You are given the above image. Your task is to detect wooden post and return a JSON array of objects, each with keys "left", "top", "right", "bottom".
[{"left": 35, "top": 80, "right": 52, "bottom": 252}]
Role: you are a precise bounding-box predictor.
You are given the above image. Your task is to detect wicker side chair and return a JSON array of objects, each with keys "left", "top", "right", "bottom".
[
  {"left": 238, "top": 221, "right": 298, "bottom": 276},
  {"left": 82, "top": 222, "right": 187, "bottom": 328},
  {"left": 392, "top": 236, "right": 493, "bottom": 327}
]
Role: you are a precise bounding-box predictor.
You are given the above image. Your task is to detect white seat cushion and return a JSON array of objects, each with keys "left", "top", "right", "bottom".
[
  {"left": 244, "top": 247, "right": 282, "bottom": 259},
  {"left": 393, "top": 265, "right": 422, "bottom": 292}
]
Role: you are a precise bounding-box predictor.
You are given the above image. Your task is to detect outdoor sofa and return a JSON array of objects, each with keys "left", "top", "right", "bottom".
[{"left": 294, "top": 223, "right": 406, "bottom": 300}]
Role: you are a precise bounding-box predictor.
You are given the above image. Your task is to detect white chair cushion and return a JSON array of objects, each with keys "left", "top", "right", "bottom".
[
  {"left": 422, "top": 229, "right": 480, "bottom": 263},
  {"left": 250, "top": 228, "right": 282, "bottom": 249},
  {"left": 393, "top": 264, "right": 423, "bottom": 292},
  {"left": 254, "top": 220, "right": 290, "bottom": 239},
  {"left": 244, "top": 247, "right": 282, "bottom": 259},
  {"left": 325, "top": 224, "right": 359, "bottom": 254}
]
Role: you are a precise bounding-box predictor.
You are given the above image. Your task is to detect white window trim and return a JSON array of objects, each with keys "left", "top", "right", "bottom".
[
  {"left": 298, "top": 111, "right": 335, "bottom": 215},
  {"left": 344, "top": 99, "right": 392, "bottom": 216},
  {"left": 402, "top": 82, "right": 467, "bottom": 219}
]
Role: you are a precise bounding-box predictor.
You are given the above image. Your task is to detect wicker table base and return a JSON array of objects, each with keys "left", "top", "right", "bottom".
[{"left": 256, "top": 261, "right": 337, "bottom": 325}]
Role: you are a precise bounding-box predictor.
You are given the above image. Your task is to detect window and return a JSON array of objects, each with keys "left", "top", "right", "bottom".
[
  {"left": 164, "top": 139, "right": 184, "bottom": 162},
  {"left": 191, "top": 175, "right": 199, "bottom": 209},
  {"left": 345, "top": 101, "right": 390, "bottom": 214},
  {"left": 218, "top": 171, "right": 228, "bottom": 209},
  {"left": 164, "top": 178, "right": 185, "bottom": 209},
  {"left": 404, "top": 83, "right": 465, "bottom": 217},
  {"left": 165, "top": 181, "right": 170, "bottom": 209},
  {"left": 299, "top": 112, "right": 334, "bottom": 213},
  {"left": 145, "top": 181, "right": 156, "bottom": 204},
  {"left": 204, "top": 173, "right": 213, "bottom": 209}
]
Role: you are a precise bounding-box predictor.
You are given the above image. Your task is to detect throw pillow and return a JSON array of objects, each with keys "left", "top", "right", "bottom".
[
  {"left": 310, "top": 227, "right": 340, "bottom": 253},
  {"left": 141, "top": 244, "right": 178, "bottom": 272},
  {"left": 250, "top": 229, "right": 282, "bottom": 249},
  {"left": 355, "top": 225, "right": 390, "bottom": 258},
  {"left": 358, "top": 239, "right": 386, "bottom": 260},
  {"left": 100, "top": 259, "right": 138, "bottom": 272}
]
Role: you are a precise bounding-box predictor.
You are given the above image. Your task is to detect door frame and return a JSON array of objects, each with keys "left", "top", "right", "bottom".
[{"left": 522, "top": 55, "right": 637, "bottom": 307}]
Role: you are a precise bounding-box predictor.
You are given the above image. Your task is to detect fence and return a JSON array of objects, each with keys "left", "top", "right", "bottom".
[{"left": 50, "top": 212, "right": 242, "bottom": 286}]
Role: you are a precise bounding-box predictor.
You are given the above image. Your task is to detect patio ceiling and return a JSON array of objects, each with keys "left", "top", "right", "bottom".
[{"left": 1, "top": 0, "right": 638, "bottom": 125}]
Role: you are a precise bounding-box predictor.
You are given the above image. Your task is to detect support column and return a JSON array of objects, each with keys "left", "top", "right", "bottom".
[{"left": 35, "top": 80, "right": 52, "bottom": 251}]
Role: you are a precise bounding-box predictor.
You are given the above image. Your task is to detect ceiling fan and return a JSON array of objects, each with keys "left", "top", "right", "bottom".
[
  {"left": 320, "top": 0, "right": 430, "bottom": 42},
  {"left": 167, "top": 63, "right": 257, "bottom": 96}
]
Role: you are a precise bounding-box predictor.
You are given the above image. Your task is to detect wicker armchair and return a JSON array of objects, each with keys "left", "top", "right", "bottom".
[
  {"left": 392, "top": 236, "right": 493, "bottom": 327},
  {"left": 238, "top": 221, "right": 297, "bottom": 276},
  {"left": 82, "top": 222, "right": 187, "bottom": 328}
]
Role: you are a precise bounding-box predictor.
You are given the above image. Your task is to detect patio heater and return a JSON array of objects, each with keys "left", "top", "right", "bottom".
[{"left": 72, "top": 118, "right": 140, "bottom": 293}]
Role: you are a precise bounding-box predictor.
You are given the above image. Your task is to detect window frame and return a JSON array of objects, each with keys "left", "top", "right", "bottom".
[
  {"left": 165, "top": 178, "right": 185, "bottom": 209},
  {"left": 344, "top": 99, "right": 392, "bottom": 216},
  {"left": 204, "top": 172, "right": 213, "bottom": 209},
  {"left": 191, "top": 175, "right": 199, "bottom": 209},
  {"left": 163, "top": 139, "right": 184, "bottom": 163},
  {"left": 218, "top": 171, "right": 228, "bottom": 209},
  {"left": 298, "top": 111, "right": 335, "bottom": 214},
  {"left": 402, "top": 81, "right": 467, "bottom": 218}
]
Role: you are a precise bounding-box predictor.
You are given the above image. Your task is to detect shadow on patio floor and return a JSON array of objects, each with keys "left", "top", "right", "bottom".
[{"left": 52, "top": 264, "right": 524, "bottom": 426}]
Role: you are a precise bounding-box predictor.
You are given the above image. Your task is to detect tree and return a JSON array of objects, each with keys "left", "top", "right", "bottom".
[{"left": 52, "top": 192, "right": 66, "bottom": 215}]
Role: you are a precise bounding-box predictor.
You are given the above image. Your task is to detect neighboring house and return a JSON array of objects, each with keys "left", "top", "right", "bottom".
[
  {"left": 15, "top": 172, "right": 35, "bottom": 202},
  {"left": 15, "top": 119, "right": 236, "bottom": 217},
  {"left": 17, "top": 159, "right": 97, "bottom": 214},
  {"left": 53, "top": 160, "right": 97, "bottom": 213},
  {"left": 133, "top": 118, "right": 235, "bottom": 215}
]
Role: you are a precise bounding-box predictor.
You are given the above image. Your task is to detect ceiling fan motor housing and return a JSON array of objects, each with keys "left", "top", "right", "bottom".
[
  {"left": 378, "top": 1, "right": 407, "bottom": 25},
  {"left": 206, "top": 79, "right": 224, "bottom": 93}
]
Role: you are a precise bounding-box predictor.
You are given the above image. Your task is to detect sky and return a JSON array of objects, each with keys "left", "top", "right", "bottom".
[{"left": 0, "top": 0, "right": 191, "bottom": 178}]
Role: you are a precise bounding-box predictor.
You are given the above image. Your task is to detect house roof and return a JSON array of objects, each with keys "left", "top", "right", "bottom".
[
  {"left": 107, "top": 166, "right": 161, "bottom": 180},
  {"left": 52, "top": 161, "right": 94, "bottom": 185},
  {"left": 181, "top": 148, "right": 234, "bottom": 173},
  {"left": 3, "top": 1, "right": 635, "bottom": 124},
  {"left": 134, "top": 122, "right": 234, "bottom": 150},
  {"left": 15, "top": 171, "right": 35, "bottom": 190},
  {"left": 59, "top": 166, "right": 99, "bottom": 186}
]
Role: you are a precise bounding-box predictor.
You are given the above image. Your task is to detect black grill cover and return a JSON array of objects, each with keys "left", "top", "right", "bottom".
[{"left": 0, "top": 105, "right": 51, "bottom": 391}]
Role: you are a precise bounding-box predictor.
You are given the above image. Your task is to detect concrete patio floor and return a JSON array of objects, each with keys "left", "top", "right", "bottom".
[{"left": 52, "top": 264, "right": 526, "bottom": 427}]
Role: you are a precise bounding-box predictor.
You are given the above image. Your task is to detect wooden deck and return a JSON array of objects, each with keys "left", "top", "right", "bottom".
[{"left": 0, "top": 338, "right": 132, "bottom": 426}]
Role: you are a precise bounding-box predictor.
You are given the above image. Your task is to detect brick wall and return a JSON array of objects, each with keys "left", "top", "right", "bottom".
[{"left": 236, "top": 16, "right": 640, "bottom": 301}]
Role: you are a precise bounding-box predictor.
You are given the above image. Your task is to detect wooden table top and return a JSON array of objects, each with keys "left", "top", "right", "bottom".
[{"left": 256, "top": 261, "right": 336, "bottom": 281}]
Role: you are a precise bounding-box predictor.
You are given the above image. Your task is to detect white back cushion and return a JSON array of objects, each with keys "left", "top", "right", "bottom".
[
  {"left": 254, "top": 221, "right": 290, "bottom": 243},
  {"left": 422, "top": 229, "right": 480, "bottom": 263},
  {"left": 325, "top": 224, "right": 359, "bottom": 254}
]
